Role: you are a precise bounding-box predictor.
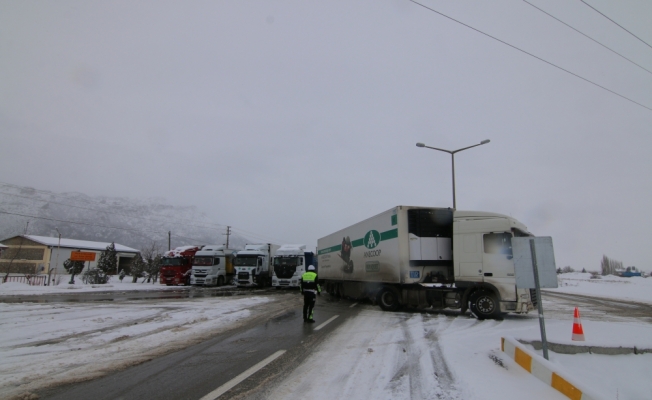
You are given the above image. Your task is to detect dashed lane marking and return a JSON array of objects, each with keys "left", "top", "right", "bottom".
[
  {"left": 199, "top": 350, "right": 286, "bottom": 400},
  {"left": 314, "top": 315, "right": 339, "bottom": 331},
  {"left": 349, "top": 303, "right": 358, "bottom": 308}
]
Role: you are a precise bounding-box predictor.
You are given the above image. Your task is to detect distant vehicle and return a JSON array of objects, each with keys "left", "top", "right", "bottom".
[
  {"left": 160, "top": 246, "right": 202, "bottom": 286},
  {"left": 190, "top": 245, "right": 238, "bottom": 287},
  {"left": 234, "top": 244, "right": 280, "bottom": 287},
  {"left": 616, "top": 266, "right": 642, "bottom": 278},
  {"left": 271, "top": 244, "right": 318, "bottom": 289},
  {"left": 317, "top": 206, "right": 538, "bottom": 319}
]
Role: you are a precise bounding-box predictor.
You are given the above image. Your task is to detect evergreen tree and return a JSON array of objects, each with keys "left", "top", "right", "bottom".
[
  {"left": 97, "top": 243, "right": 118, "bottom": 275},
  {"left": 130, "top": 255, "right": 146, "bottom": 283},
  {"left": 63, "top": 258, "right": 85, "bottom": 275}
]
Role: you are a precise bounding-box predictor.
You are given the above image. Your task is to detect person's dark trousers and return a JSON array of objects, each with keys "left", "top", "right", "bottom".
[{"left": 303, "top": 291, "right": 316, "bottom": 321}]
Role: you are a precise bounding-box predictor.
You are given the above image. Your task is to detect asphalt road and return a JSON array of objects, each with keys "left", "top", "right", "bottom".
[
  {"left": 36, "top": 293, "right": 358, "bottom": 400},
  {"left": 25, "top": 288, "right": 652, "bottom": 399}
]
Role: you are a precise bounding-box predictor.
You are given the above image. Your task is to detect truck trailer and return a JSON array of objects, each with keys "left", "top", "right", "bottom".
[
  {"left": 234, "top": 243, "right": 280, "bottom": 287},
  {"left": 317, "top": 206, "right": 536, "bottom": 319},
  {"left": 271, "top": 244, "right": 318, "bottom": 289},
  {"left": 190, "top": 245, "right": 238, "bottom": 287}
]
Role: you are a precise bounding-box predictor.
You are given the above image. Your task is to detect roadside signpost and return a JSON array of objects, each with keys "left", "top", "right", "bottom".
[
  {"left": 70, "top": 251, "right": 96, "bottom": 262},
  {"left": 512, "top": 237, "right": 558, "bottom": 360},
  {"left": 69, "top": 251, "right": 96, "bottom": 284}
]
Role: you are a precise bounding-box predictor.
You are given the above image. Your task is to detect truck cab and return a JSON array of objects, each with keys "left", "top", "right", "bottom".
[
  {"left": 234, "top": 244, "right": 280, "bottom": 288},
  {"left": 160, "top": 246, "right": 202, "bottom": 286},
  {"left": 271, "top": 244, "right": 317, "bottom": 289},
  {"left": 190, "top": 245, "right": 237, "bottom": 287}
]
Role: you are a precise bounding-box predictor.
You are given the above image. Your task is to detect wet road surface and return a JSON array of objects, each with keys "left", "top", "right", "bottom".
[{"left": 36, "top": 294, "right": 358, "bottom": 400}]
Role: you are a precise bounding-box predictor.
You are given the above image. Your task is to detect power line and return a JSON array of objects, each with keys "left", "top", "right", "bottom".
[
  {"left": 580, "top": 0, "right": 652, "bottom": 51},
  {"left": 523, "top": 0, "right": 652, "bottom": 76},
  {"left": 407, "top": 0, "right": 652, "bottom": 112}
]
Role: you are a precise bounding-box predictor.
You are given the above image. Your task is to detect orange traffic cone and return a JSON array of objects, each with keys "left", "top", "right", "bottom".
[{"left": 572, "top": 307, "right": 585, "bottom": 341}]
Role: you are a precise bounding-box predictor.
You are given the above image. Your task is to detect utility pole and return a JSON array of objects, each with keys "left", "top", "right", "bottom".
[
  {"left": 224, "top": 226, "right": 231, "bottom": 249},
  {"left": 168, "top": 231, "right": 171, "bottom": 251}
]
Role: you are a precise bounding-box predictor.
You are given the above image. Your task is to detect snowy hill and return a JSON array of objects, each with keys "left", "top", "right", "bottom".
[{"left": 0, "top": 184, "right": 250, "bottom": 252}]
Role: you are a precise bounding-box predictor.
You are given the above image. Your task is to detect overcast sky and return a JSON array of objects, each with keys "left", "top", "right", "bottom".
[{"left": 1, "top": 0, "right": 651, "bottom": 272}]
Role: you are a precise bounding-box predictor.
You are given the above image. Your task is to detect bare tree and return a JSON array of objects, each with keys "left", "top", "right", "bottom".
[
  {"left": 141, "top": 243, "right": 162, "bottom": 284},
  {"left": 130, "top": 254, "right": 146, "bottom": 283},
  {"left": 601, "top": 255, "right": 623, "bottom": 276},
  {"left": 2, "top": 221, "right": 29, "bottom": 283}
]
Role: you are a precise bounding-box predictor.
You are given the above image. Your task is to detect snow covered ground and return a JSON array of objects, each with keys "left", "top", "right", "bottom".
[
  {"left": 1, "top": 274, "right": 651, "bottom": 399},
  {"left": 553, "top": 272, "right": 652, "bottom": 304}
]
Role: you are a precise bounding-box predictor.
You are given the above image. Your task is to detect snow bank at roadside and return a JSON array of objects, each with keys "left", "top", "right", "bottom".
[
  {"left": 0, "top": 296, "right": 273, "bottom": 399},
  {"left": 0, "top": 279, "right": 207, "bottom": 295}
]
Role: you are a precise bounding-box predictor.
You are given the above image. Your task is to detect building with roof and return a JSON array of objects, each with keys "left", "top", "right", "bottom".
[{"left": 0, "top": 235, "right": 140, "bottom": 280}]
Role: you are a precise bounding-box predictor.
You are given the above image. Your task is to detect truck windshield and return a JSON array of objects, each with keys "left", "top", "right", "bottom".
[
  {"left": 161, "top": 258, "right": 186, "bottom": 266},
  {"left": 274, "top": 257, "right": 298, "bottom": 267},
  {"left": 194, "top": 256, "right": 213, "bottom": 266},
  {"left": 233, "top": 256, "right": 258, "bottom": 267}
]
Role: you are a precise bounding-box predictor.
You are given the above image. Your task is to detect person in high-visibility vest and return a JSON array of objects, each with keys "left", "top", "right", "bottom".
[{"left": 300, "top": 265, "right": 321, "bottom": 323}]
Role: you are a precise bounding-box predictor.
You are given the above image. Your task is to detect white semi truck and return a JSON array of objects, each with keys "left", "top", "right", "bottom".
[
  {"left": 271, "top": 244, "right": 318, "bottom": 289},
  {"left": 317, "top": 206, "right": 537, "bottom": 319},
  {"left": 234, "top": 243, "right": 280, "bottom": 288},
  {"left": 189, "top": 245, "right": 238, "bottom": 287}
]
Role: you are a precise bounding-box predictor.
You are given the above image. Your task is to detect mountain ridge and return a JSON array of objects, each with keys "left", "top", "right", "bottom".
[{"left": 0, "top": 183, "right": 251, "bottom": 252}]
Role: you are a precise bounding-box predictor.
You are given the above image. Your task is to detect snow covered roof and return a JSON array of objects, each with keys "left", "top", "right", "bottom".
[{"left": 17, "top": 235, "right": 140, "bottom": 253}]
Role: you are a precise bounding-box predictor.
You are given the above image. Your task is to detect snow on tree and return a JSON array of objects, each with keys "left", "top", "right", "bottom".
[
  {"left": 130, "top": 255, "right": 146, "bottom": 283},
  {"left": 97, "top": 243, "right": 118, "bottom": 275},
  {"left": 141, "top": 243, "right": 162, "bottom": 283},
  {"left": 63, "top": 258, "right": 85, "bottom": 275}
]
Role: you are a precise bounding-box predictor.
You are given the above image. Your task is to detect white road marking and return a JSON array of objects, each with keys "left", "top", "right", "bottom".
[
  {"left": 314, "top": 315, "right": 339, "bottom": 331},
  {"left": 199, "top": 350, "right": 286, "bottom": 400},
  {"left": 349, "top": 302, "right": 358, "bottom": 308}
]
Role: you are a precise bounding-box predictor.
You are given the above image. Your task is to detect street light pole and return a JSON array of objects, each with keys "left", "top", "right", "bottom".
[
  {"left": 416, "top": 139, "right": 490, "bottom": 209},
  {"left": 54, "top": 228, "right": 61, "bottom": 286}
]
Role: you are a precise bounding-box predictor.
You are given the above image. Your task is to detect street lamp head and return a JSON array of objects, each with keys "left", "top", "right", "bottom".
[
  {"left": 416, "top": 142, "right": 425, "bottom": 147},
  {"left": 480, "top": 139, "right": 490, "bottom": 144}
]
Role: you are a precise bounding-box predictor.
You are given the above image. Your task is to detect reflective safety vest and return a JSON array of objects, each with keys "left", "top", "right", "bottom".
[{"left": 300, "top": 271, "right": 321, "bottom": 293}]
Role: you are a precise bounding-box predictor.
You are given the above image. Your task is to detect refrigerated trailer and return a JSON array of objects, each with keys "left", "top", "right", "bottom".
[{"left": 317, "top": 206, "right": 536, "bottom": 319}]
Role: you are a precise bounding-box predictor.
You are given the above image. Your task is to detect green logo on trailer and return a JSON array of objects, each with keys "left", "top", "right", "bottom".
[{"left": 363, "top": 230, "right": 381, "bottom": 249}]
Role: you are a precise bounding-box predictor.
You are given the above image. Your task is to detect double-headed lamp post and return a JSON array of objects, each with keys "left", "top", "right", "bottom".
[{"left": 416, "top": 140, "right": 490, "bottom": 209}]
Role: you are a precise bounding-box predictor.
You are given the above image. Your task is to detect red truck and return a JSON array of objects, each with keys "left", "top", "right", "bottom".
[{"left": 160, "top": 246, "right": 203, "bottom": 286}]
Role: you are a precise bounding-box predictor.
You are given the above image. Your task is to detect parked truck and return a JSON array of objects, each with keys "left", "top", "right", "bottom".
[
  {"left": 317, "top": 206, "right": 537, "bottom": 319},
  {"left": 190, "top": 245, "right": 238, "bottom": 287},
  {"left": 271, "top": 244, "right": 318, "bottom": 289},
  {"left": 160, "top": 245, "right": 203, "bottom": 286},
  {"left": 234, "top": 244, "right": 280, "bottom": 287}
]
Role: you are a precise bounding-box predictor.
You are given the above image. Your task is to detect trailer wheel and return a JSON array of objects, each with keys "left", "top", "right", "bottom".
[
  {"left": 217, "top": 276, "right": 224, "bottom": 287},
  {"left": 469, "top": 290, "right": 499, "bottom": 320},
  {"left": 378, "top": 287, "right": 401, "bottom": 311}
]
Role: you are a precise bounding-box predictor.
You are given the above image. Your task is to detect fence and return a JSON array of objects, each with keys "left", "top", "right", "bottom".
[{"left": 3, "top": 275, "right": 47, "bottom": 286}]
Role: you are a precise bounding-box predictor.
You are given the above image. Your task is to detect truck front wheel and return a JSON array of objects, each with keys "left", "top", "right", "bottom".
[
  {"left": 378, "top": 287, "right": 401, "bottom": 311},
  {"left": 469, "top": 290, "right": 499, "bottom": 320}
]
